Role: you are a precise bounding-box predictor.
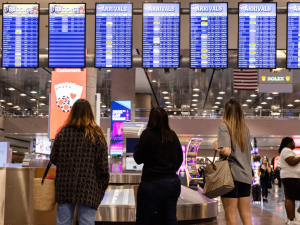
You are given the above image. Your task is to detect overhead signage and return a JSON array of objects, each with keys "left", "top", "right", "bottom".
[
  {"left": 49, "top": 68, "right": 87, "bottom": 139},
  {"left": 2, "top": 3, "right": 39, "bottom": 68},
  {"left": 190, "top": 3, "right": 228, "bottom": 68},
  {"left": 287, "top": 3, "right": 300, "bottom": 69},
  {"left": 258, "top": 70, "right": 293, "bottom": 93},
  {"left": 95, "top": 3, "right": 132, "bottom": 68},
  {"left": 238, "top": 3, "right": 277, "bottom": 69},
  {"left": 48, "top": 3, "right": 86, "bottom": 68},
  {"left": 110, "top": 100, "right": 131, "bottom": 155},
  {"left": 142, "top": 3, "right": 180, "bottom": 68}
]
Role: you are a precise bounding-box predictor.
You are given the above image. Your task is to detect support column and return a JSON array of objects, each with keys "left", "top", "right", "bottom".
[
  {"left": 135, "top": 93, "right": 151, "bottom": 118},
  {"left": 86, "top": 68, "right": 97, "bottom": 115},
  {"left": 111, "top": 69, "right": 135, "bottom": 121}
]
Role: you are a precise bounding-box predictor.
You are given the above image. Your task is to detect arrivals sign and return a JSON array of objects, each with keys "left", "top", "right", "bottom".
[
  {"left": 258, "top": 70, "right": 293, "bottom": 93},
  {"left": 49, "top": 68, "right": 87, "bottom": 139}
]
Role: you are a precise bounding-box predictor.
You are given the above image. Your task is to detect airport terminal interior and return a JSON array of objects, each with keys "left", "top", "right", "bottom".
[{"left": 2, "top": 0, "right": 300, "bottom": 224}]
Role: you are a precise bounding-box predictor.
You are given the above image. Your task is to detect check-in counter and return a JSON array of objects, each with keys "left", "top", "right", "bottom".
[{"left": 0, "top": 168, "right": 218, "bottom": 225}]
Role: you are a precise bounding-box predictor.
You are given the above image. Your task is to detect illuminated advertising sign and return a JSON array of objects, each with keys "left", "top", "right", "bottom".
[
  {"left": 35, "top": 137, "right": 51, "bottom": 154},
  {"left": 2, "top": 3, "right": 39, "bottom": 68},
  {"left": 49, "top": 3, "right": 86, "bottom": 68},
  {"left": 258, "top": 69, "right": 293, "bottom": 93},
  {"left": 110, "top": 100, "right": 131, "bottom": 155},
  {"left": 49, "top": 68, "right": 87, "bottom": 139}
]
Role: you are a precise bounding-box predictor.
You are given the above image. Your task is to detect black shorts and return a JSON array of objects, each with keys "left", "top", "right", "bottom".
[
  {"left": 282, "top": 178, "right": 300, "bottom": 200},
  {"left": 221, "top": 180, "right": 251, "bottom": 198}
]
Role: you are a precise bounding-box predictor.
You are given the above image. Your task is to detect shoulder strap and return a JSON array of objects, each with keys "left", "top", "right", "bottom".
[{"left": 41, "top": 161, "right": 52, "bottom": 185}]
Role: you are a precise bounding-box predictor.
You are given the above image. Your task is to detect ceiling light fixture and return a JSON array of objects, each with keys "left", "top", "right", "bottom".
[
  {"left": 48, "top": 80, "right": 51, "bottom": 83},
  {"left": 217, "top": 97, "right": 223, "bottom": 100},
  {"left": 7, "top": 103, "right": 13, "bottom": 105},
  {"left": 250, "top": 94, "right": 257, "bottom": 97},
  {"left": 30, "top": 91, "right": 37, "bottom": 94},
  {"left": 219, "top": 91, "right": 225, "bottom": 94},
  {"left": 213, "top": 106, "right": 218, "bottom": 108},
  {"left": 13, "top": 106, "right": 19, "bottom": 108},
  {"left": 261, "top": 102, "right": 267, "bottom": 105},
  {"left": 40, "top": 103, "right": 45, "bottom": 106},
  {"left": 0, "top": 100, "right": 5, "bottom": 102},
  {"left": 192, "top": 104, "right": 197, "bottom": 106},
  {"left": 162, "top": 91, "right": 168, "bottom": 94},
  {"left": 191, "top": 109, "right": 194, "bottom": 111},
  {"left": 257, "top": 106, "right": 262, "bottom": 109},
  {"left": 167, "top": 106, "right": 172, "bottom": 108},
  {"left": 288, "top": 104, "right": 293, "bottom": 107},
  {"left": 266, "top": 97, "right": 273, "bottom": 100},
  {"left": 102, "top": 105, "right": 107, "bottom": 108},
  {"left": 242, "top": 104, "right": 248, "bottom": 107},
  {"left": 20, "top": 94, "right": 26, "bottom": 96},
  {"left": 246, "top": 99, "right": 252, "bottom": 102},
  {"left": 164, "top": 97, "right": 169, "bottom": 99},
  {"left": 193, "top": 88, "right": 200, "bottom": 91},
  {"left": 192, "top": 99, "right": 198, "bottom": 102},
  {"left": 194, "top": 108, "right": 198, "bottom": 109},
  {"left": 152, "top": 80, "right": 157, "bottom": 83},
  {"left": 272, "top": 92, "right": 279, "bottom": 95},
  {"left": 8, "top": 88, "right": 15, "bottom": 91},
  {"left": 193, "top": 94, "right": 199, "bottom": 97},
  {"left": 107, "top": 70, "right": 111, "bottom": 72},
  {"left": 148, "top": 69, "right": 153, "bottom": 72},
  {"left": 30, "top": 99, "right": 36, "bottom": 101},
  {"left": 295, "top": 100, "right": 300, "bottom": 102},
  {"left": 215, "top": 102, "right": 221, "bottom": 105},
  {"left": 40, "top": 96, "right": 46, "bottom": 99},
  {"left": 165, "top": 101, "right": 171, "bottom": 104}
]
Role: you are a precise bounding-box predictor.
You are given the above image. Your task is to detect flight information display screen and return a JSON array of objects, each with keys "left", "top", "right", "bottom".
[
  {"left": 287, "top": 3, "right": 300, "bottom": 69},
  {"left": 49, "top": 4, "right": 86, "bottom": 68},
  {"left": 238, "top": 3, "right": 277, "bottom": 69},
  {"left": 190, "top": 3, "right": 228, "bottom": 68},
  {"left": 95, "top": 3, "right": 132, "bottom": 68},
  {"left": 143, "top": 3, "right": 180, "bottom": 68},
  {"left": 2, "top": 4, "right": 39, "bottom": 68}
]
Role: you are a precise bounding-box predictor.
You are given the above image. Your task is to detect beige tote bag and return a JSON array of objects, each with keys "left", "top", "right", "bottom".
[
  {"left": 202, "top": 150, "right": 235, "bottom": 199},
  {"left": 33, "top": 161, "right": 56, "bottom": 211}
]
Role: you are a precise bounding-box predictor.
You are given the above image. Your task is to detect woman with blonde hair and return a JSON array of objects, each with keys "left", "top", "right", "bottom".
[
  {"left": 50, "top": 99, "right": 109, "bottom": 225},
  {"left": 213, "top": 99, "right": 253, "bottom": 225}
]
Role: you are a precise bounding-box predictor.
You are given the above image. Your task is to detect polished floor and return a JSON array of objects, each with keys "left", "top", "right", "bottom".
[{"left": 207, "top": 184, "right": 288, "bottom": 225}]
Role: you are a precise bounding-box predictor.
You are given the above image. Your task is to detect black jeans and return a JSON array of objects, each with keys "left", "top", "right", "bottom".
[
  {"left": 261, "top": 181, "right": 269, "bottom": 198},
  {"left": 136, "top": 176, "right": 181, "bottom": 225}
]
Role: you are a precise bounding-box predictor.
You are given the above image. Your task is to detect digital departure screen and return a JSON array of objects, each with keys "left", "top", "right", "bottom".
[
  {"left": 287, "top": 3, "right": 300, "bottom": 69},
  {"left": 49, "top": 3, "right": 86, "bottom": 68},
  {"left": 190, "top": 3, "right": 228, "bottom": 68},
  {"left": 238, "top": 3, "right": 277, "bottom": 69},
  {"left": 95, "top": 3, "right": 132, "bottom": 68},
  {"left": 142, "top": 3, "right": 180, "bottom": 68},
  {"left": 2, "top": 4, "right": 39, "bottom": 68}
]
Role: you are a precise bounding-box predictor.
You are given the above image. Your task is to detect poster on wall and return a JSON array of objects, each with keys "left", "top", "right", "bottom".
[
  {"left": 49, "top": 68, "right": 87, "bottom": 140},
  {"left": 110, "top": 100, "right": 131, "bottom": 155}
]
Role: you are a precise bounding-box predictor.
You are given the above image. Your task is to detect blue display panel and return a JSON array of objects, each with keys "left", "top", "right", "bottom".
[
  {"left": 238, "top": 3, "right": 277, "bottom": 69},
  {"left": 142, "top": 3, "right": 180, "bottom": 68},
  {"left": 287, "top": 3, "right": 300, "bottom": 69},
  {"left": 2, "top": 4, "right": 39, "bottom": 68},
  {"left": 95, "top": 3, "right": 132, "bottom": 68},
  {"left": 49, "top": 4, "right": 86, "bottom": 68},
  {"left": 190, "top": 3, "right": 228, "bottom": 68}
]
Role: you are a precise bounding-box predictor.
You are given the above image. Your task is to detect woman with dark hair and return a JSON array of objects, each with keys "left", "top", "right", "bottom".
[
  {"left": 50, "top": 99, "right": 109, "bottom": 225},
  {"left": 213, "top": 99, "right": 253, "bottom": 225},
  {"left": 259, "top": 158, "right": 271, "bottom": 202},
  {"left": 279, "top": 137, "right": 300, "bottom": 225},
  {"left": 134, "top": 106, "right": 183, "bottom": 225}
]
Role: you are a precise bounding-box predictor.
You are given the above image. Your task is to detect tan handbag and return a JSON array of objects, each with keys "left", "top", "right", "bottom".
[
  {"left": 33, "top": 161, "right": 56, "bottom": 211},
  {"left": 202, "top": 150, "right": 235, "bottom": 199}
]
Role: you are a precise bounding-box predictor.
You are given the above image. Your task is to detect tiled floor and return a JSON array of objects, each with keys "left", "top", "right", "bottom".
[{"left": 206, "top": 185, "right": 288, "bottom": 225}]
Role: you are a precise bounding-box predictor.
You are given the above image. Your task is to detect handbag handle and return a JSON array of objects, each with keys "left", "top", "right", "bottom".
[{"left": 41, "top": 161, "right": 52, "bottom": 185}]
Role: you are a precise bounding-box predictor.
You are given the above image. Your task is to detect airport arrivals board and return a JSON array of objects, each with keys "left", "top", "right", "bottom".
[
  {"left": 238, "top": 3, "right": 277, "bottom": 69},
  {"left": 142, "top": 3, "right": 180, "bottom": 68},
  {"left": 287, "top": 3, "right": 300, "bottom": 69},
  {"left": 190, "top": 3, "right": 228, "bottom": 68},
  {"left": 49, "top": 4, "right": 86, "bottom": 68},
  {"left": 95, "top": 3, "right": 132, "bottom": 68},
  {"left": 2, "top": 4, "right": 39, "bottom": 68}
]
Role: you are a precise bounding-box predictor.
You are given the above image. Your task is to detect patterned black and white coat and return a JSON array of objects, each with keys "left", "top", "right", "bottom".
[{"left": 50, "top": 126, "right": 110, "bottom": 209}]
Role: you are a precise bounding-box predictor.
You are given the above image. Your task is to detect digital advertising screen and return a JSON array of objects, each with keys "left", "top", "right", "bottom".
[
  {"left": 190, "top": 3, "right": 228, "bottom": 68},
  {"left": 49, "top": 68, "right": 87, "bottom": 139},
  {"left": 49, "top": 3, "right": 86, "bottom": 68},
  {"left": 35, "top": 137, "right": 52, "bottom": 155},
  {"left": 238, "top": 3, "right": 277, "bottom": 69},
  {"left": 110, "top": 100, "right": 131, "bottom": 155},
  {"left": 142, "top": 3, "right": 180, "bottom": 68},
  {"left": 287, "top": 3, "right": 300, "bottom": 69},
  {"left": 2, "top": 3, "right": 39, "bottom": 68},
  {"left": 95, "top": 3, "right": 132, "bottom": 68}
]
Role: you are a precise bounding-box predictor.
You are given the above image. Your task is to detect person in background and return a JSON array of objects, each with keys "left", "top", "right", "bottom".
[
  {"left": 275, "top": 166, "right": 281, "bottom": 188},
  {"left": 50, "top": 99, "right": 110, "bottom": 225},
  {"left": 259, "top": 158, "right": 271, "bottom": 202},
  {"left": 279, "top": 137, "right": 300, "bottom": 225},
  {"left": 134, "top": 106, "right": 183, "bottom": 225},
  {"left": 213, "top": 99, "right": 253, "bottom": 225}
]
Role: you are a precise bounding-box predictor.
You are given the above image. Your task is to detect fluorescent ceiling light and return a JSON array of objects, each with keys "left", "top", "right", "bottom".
[
  {"left": 215, "top": 102, "right": 221, "bottom": 105},
  {"left": 148, "top": 69, "right": 153, "bottom": 72},
  {"left": 191, "top": 110, "right": 194, "bottom": 111},
  {"left": 162, "top": 91, "right": 168, "bottom": 94},
  {"left": 8, "top": 88, "right": 15, "bottom": 91},
  {"left": 102, "top": 105, "right": 107, "bottom": 108},
  {"left": 13, "top": 106, "right": 19, "bottom": 108},
  {"left": 30, "top": 99, "right": 36, "bottom": 101},
  {"left": 193, "top": 94, "right": 199, "bottom": 97},
  {"left": 257, "top": 106, "right": 262, "bottom": 109},
  {"left": 0, "top": 100, "right": 5, "bottom": 102},
  {"left": 192, "top": 99, "right": 198, "bottom": 102},
  {"left": 261, "top": 102, "right": 267, "bottom": 105},
  {"left": 192, "top": 104, "right": 197, "bottom": 106},
  {"left": 48, "top": 80, "right": 51, "bottom": 83},
  {"left": 288, "top": 104, "right": 293, "bottom": 107},
  {"left": 219, "top": 91, "right": 225, "bottom": 94},
  {"left": 266, "top": 97, "right": 273, "bottom": 100},
  {"left": 194, "top": 108, "right": 198, "bottom": 109},
  {"left": 193, "top": 88, "right": 200, "bottom": 91},
  {"left": 272, "top": 92, "right": 279, "bottom": 95},
  {"left": 152, "top": 80, "right": 156, "bottom": 83},
  {"left": 20, "top": 94, "right": 26, "bottom": 96},
  {"left": 213, "top": 106, "right": 218, "bottom": 108},
  {"left": 40, "top": 96, "right": 46, "bottom": 99},
  {"left": 107, "top": 70, "right": 111, "bottom": 72},
  {"left": 164, "top": 97, "right": 169, "bottom": 99},
  {"left": 246, "top": 99, "right": 252, "bottom": 102},
  {"left": 40, "top": 103, "right": 45, "bottom": 106},
  {"left": 217, "top": 97, "right": 223, "bottom": 100},
  {"left": 30, "top": 91, "right": 37, "bottom": 94},
  {"left": 7, "top": 103, "right": 13, "bottom": 105},
  {"left": 165, "top": 101, "right": 170, "bottom": 104},
  {"left": 250, "top": 94, "right": 257, "bottom": 97},
  {"left": 295, "top": 100, "right": 300, "bottom": 103},
  {"left": 167, "top": 106, "right": 172, "bottom": 108},
  {"left": 242, "top": 104, "right": 248, "bottom": 107}
]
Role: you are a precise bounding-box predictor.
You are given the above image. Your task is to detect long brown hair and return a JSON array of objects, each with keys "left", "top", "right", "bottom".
[
  {"left": 223, "top": 99, "right": 247, "bottom": 151},
  {"left": 147, "top": 106, "right": 173, "bottom": 143},
  {"left": 65, "top": 99, "right": 105, "bottom": 144}
]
